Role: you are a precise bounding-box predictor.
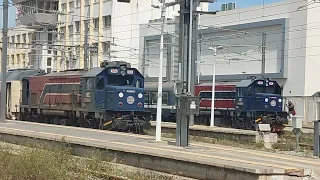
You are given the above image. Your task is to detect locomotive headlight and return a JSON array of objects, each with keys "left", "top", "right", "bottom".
[
  {"left": 278, "top": 99, "right": 282, "bottom": 103},
  {"left": 265, "top": 98, "right": 269, "bottom": 102},
  {"left": 138, "top": 93, "right": 143, "bottom": 99},
  {"left": 127, "top": 96, "right": 135, "bottom": 104},
  {"left": 119, "top": 92, "right": 124, "bottom": 98}
]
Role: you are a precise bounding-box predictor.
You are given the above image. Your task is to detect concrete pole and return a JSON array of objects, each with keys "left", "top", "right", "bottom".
[
  {"left": 210, "top": 47, "right": 216, "bottom": 127},
  {"left": 1, "top": 0, "right": 9, "bottom": 122},
  {"left": 84, "top": 20, "right": 89, "bottom": 70},
  {"left": 187, "top": 0, "right": 193, "bottom": 92},
  {"left": 197, "top": 62, "right": 200, "bottom": 84},
  {"left": 155, "top": 3, "right": 166, "bottom": 142},
  {"left": 261, "top": 32, "right": 266, "bottom": 78}
]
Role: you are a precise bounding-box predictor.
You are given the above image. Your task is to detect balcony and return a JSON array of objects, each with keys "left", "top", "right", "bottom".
[
  {"left": 15, "top": 0, "right": 59, "bottom": 27},
  {"left": 11, "top": 0, "right": 29, "bottom": 4},
  {"left": 18, "top": 13, "right": 58, "bottom": 27}
]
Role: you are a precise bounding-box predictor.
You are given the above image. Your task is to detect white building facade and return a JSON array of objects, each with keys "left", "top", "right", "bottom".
[
  {"left": 0, "top": 26, "right": 35, "bottom": 71},
  {"left": 12, "top": 0, "right": 184, "bottom": 72},
  {"left": 56, "top": 0, "right": 182, "bottom": 70},
  {"left": 140, "top": 0, "right": 320, "bottom": 126}
]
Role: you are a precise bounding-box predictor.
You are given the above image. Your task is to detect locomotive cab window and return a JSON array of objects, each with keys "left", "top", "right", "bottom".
[
  {"left": 96, "top": 77, "right": 105, "bottom": 90},
  {"left": 136, "top": 79, "right": 142, "bottom": 88},
  {"left": 86, "top": 78, "right": 93, "bottom": 90},
  {"left": 254, "top": 85, "right": 275, "bottom": 94},
  {"left": 107, "top": 75, "right": 134, "bottom": 86}
]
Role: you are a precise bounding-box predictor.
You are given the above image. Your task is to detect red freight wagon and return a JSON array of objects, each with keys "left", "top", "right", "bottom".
[
  {"left": 26, "top": 70, "right": 85, "bottom": 109},
  {"left": 194, "top": 83, "right": 236, "bottom": 126}
]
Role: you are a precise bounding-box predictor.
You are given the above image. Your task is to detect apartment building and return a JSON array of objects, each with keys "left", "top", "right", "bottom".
[
  {"left": 0, "top": 26, "right": 35, "bottom": 71},
  {"left": 13, "top": 0, "right": 184, "bottom": 71}
]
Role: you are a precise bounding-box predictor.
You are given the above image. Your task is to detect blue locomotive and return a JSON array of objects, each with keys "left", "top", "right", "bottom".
[
  {"left": 144, "top": 78, "right": 289, "bottom": 133},
  {"left": 20, "top": 61, "right": 151, "bottom": 133},
  {"left": 232, "top": 78, "right": 288, "bottom": 132}
]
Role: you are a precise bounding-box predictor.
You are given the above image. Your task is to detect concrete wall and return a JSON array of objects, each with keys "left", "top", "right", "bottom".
[{"left": 138, "top": 20, "right": 176, "bottom": 77}]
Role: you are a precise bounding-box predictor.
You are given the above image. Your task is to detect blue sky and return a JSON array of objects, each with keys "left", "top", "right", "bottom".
[
  {"left": 0, "top": 0, "right": 283, "bottom": 28},
  {"left": 208, "top": 0, "right": 283, "bottom": 11},
  {"left": 0, "top": 0, "right": 17, "bottom": 28}
]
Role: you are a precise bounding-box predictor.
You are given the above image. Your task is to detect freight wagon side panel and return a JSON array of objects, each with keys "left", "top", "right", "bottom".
[
  {"left": 195, "top": 84, "right": 236, "bottom": 110},
  {"left": 28, "top": 75, "right": 82, "bottom": 108}
]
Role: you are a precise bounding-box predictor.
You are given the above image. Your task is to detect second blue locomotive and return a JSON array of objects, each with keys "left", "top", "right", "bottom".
[{"left": 144, "top": 78, "right": 289, "bottom": 133}]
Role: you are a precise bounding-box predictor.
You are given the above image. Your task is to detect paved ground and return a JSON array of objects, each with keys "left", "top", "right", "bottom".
[{"left": 0, "top": 120, "right": 319, "bottom": 176}]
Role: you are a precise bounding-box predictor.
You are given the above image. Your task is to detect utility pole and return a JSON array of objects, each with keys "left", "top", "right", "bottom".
[
  {"left": 176, "top": 0, "right": 200, "bottom": 146},
  {"left": 187, "top": 0, "right": 193, "bottom": 93},
  {"left": 208, "top": 45, "right": 223, "bottom": 127},
  {"left": 155, "top": 2, "right": 166, "bottom": 142},
  {"left": 84, "top": 20, "right": 89, "bottom": 70},
  {"left": 261, "top": 32, "right": 266, "bottom": 78},
  {"left": 210, "top": 47, "right": 217, "bottom": 127},
  {"left": 1, "top": 0, "right": 9, "bottom": 122}
]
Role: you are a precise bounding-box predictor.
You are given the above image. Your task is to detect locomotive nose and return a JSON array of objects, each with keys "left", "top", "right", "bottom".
[
  {"left": 115, "top": 89, "right": 144, "bottom": 111},
  {"left": 263, "top": 96, "right": 283, "bottom": 111}
]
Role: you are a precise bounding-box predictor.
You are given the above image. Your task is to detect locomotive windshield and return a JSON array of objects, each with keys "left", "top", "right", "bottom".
[
  {"left": 107, "top": 75, "right": 134, "bottom": 86},
  {"left": 255, "top": 86, "right": 275, "bottom": 94}
]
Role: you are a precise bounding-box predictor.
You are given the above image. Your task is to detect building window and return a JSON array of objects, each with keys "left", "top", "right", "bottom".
[
  {"left": 68, "top": 25, "right": 73, "bottom": 37},
  {"left": 69, "top": 1, "right": 74, "bottom": 12},
  {"left": 11, "top": 36, "right": 15, "bottom": 47},
  {"left": 48, "top": 46, "right": 52, "bottom": 54},
  {"left": 117, "top": 0, "right": 130, "bottom": 3},
  {"left": 47, "top": 58, "right": 52, "bottom": 66},
  {"left": 85, "top": 0, "right": 90, "bottom": 6},
  {"left": 76, "top": 0, "right": 80, "bottom": 7},
  {"left": 60, "top": 26, "right": 66, "bottom": 37},
  {"left": 93, "top": 18, "right": 99, "bottom": 29},
  {"left": 11, "top": 55, "right": 14, "bottom": 65},
  {"left": 61, "top": 3, "right": 67, "bottom": 13},
  {"left": 103, "top": 15, "right": 111, "bottom": 28},
  {"left": 22, "top": 34, "right": 26, "bottom": 47},
  {"left": 17, "top": 54, "right": 21, "bottom": 64},
  {"left": 16, "top": 35, "right": 20, "bottom": 47},
  {"left": 92, "top": 43, "right": 98, "bottom": 54},
  {"left": 102, "top": 42, "right": 110, "bottom": 54},
  {"left": 28, "top": 33, "right": 32, "bottom": 43},
  {"left": 75, "top": 21, "right": 80, "bottom": 32},
  {"left": 52, "top": 2, "right": 58, "bottom": 10}
]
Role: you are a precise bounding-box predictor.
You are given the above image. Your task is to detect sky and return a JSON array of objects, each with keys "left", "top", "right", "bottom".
[
  {"left": 0, "top": 0, "right": 17, "bottom": 28},
  {"left": 208, "top": 0, "right": 283, "bottom": 11},
  {"left": 0, "top": 0, "right": 284, "bottom": 28}
]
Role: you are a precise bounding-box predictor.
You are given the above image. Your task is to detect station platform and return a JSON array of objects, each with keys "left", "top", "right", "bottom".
[
  {"left": 150, "top": 121, "right": 277, "bottom": 144},
  {"left": 0, "top": 120, "right": 319, "bottom": 180},
  {"left": 150, "top": 121, "right": 314, "bottom": 143}
]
